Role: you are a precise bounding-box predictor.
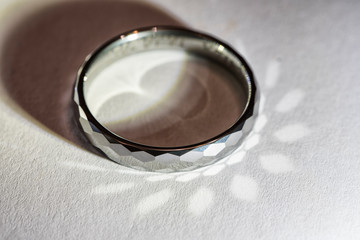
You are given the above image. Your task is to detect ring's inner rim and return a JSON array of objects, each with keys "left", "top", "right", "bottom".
[{"left": 81, "top": 28, "right": 252, "bottom": 149}]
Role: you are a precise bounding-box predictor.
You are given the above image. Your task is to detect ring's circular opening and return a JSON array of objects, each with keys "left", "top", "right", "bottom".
[{"left": 81, "top": 28, "right": 251, "bottom": 148}]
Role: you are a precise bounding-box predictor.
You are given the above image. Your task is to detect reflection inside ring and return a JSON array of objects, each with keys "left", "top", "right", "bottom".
[{"left": 83, "top": 31, "right": 249, "bottom": 147}]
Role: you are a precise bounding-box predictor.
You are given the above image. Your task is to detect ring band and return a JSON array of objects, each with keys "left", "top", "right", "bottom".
[{"left": 74, "top": 26, "right": 259, "bottom": 172}]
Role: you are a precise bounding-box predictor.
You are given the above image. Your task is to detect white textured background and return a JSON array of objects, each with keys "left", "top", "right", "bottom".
[{"left": 1, "top": 0, "right": 360, "bottom": 239}]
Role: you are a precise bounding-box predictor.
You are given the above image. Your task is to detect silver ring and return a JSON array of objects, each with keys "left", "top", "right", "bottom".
[{"left": 74, "top": 26, "right": 259, "bottom": 172}]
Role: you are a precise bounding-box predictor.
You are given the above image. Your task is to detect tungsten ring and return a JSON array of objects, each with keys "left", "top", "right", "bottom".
[{"left": 73, "top": 26, "right": 259, "bottom": 172}]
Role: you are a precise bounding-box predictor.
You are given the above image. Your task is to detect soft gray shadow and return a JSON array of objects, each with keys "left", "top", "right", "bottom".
[{"left": 0, "top": 0, "right": 183, "bottom": 153}]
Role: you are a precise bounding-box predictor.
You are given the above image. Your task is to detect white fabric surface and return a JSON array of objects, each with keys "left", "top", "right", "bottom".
[{"left": 1, "top": 0, "right": 360, "bottom": 239}]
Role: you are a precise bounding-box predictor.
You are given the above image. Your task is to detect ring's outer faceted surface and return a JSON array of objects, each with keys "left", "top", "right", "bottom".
[{"left": 74, "top": 26, "right": 259, "bottom": 172}]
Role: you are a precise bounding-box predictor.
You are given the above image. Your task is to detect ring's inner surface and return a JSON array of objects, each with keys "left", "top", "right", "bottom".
[{"left": 83, "top": 29, "right": 250, "bottom": 148}]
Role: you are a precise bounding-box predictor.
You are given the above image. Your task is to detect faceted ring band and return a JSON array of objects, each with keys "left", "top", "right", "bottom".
[{"left": 73, "top": 26, "right": 259, "bottom": 172}]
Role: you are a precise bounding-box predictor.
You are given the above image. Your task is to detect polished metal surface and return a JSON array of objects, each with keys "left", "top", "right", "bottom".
[{"left": 74, "top": 26, "right": 258, "bottom": 172}]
